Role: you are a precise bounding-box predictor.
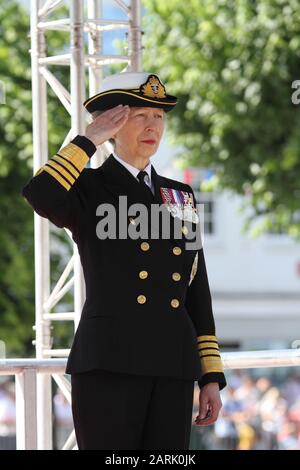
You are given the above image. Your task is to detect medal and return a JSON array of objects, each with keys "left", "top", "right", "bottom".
[{"left": 160, "top": 188, "right": 199, "bottom": 223}]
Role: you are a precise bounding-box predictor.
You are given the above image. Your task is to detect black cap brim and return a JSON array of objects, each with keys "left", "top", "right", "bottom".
[{"left": 83, "top": 89, "right": 177, "bottom": 113}]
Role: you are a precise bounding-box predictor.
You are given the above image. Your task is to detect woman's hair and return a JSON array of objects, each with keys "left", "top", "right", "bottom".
[{"left": 91, "top": 110, "right": 116, "bottom": 148}]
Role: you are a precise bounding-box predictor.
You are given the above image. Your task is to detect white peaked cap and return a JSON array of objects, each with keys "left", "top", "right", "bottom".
[{"left": 83, "top": 71, "right": 178, "bottom": 113}]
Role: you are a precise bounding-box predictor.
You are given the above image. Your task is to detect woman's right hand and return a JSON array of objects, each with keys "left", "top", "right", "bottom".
[{"left": 84, "top": 104, "right": 130, "bottom": 147}]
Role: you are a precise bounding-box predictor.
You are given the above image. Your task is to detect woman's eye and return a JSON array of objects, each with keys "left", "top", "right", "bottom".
[{"left": 134, "top": 113, "right": 163, "bottom": 118}]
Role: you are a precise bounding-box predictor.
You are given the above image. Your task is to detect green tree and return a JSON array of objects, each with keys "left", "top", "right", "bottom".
[
  {"left": 142, "top": 0, "right": 300, "bottom": 238},
  {"left": 0, "top": 1, "right": 72, "bottom": 356}
]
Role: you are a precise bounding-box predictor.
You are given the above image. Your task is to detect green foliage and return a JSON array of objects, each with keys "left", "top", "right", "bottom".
[
  {"left": 0, "top": 2, "right": 34, "bottom": 356},
  {"left": 142, "top": 0, "right": 300, "bottom": 238}
]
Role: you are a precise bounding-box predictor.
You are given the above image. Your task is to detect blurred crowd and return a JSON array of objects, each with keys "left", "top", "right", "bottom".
[
  {"left": 191, "top": 370, "right": 300, "bottom": 450},
  {"left": 1, "top": 369, "right": 300, "bottom": 450}
]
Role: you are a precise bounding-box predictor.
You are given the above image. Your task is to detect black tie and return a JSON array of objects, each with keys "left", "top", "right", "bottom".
[{"left": 137, "top": 170, "right": 154, "bottom": 197}]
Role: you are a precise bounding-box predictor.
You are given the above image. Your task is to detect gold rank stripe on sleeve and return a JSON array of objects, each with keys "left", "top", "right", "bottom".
[
  {"left": 198, "top": 342, "right": 220, "bottom": 349},
  {"left": 197, "top": 334, "right": 220, "bottom": 344},
  {"left": 58, "top": 142, "right": 90, "bottom": 171},
  {"left": 52, "top": 154, "right": 80, "bottom": 178},
  {"left": 200, "top": 356, "right": 224, "bottom": 375},
  {"left": 197, "top": 334, "right": 224, "bottom": 374},
  {"left": 36, "top": 142, "right": 90, "bottom": 191}
]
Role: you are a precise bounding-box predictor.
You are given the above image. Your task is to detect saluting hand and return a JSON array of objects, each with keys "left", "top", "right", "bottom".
[
  {"left": 194, "top": 382, "right": 222, "bottom": 426},
  {"left": 85, "top": 104, "right": 130, "bottom": 147}
]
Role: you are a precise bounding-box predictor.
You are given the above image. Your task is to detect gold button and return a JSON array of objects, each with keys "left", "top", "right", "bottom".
[
  {"left": 139, "top": 270, "right": 148, "bottom": 279},
  {"left": 173, "top": 246, "right": 182, "bottom": 256},
  {"left": 172, "top": 272, "right": 181, "bottom": 282},
  {"left": 171, "top": 298, "right": 180, "bottom": 308},
  {"left": 141, "top": 242, "right": 150, "bottom": 251},
  {"left": 137, "top": 295, "right": 146, "bottom": 304},
  {"left": 182, "top": 225, "right": 189, "bottom": 235}
]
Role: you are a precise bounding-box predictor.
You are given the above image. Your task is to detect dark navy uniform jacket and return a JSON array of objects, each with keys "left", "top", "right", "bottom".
[{"left": 22, "top": 135, "right": 226, "bottom": 391}]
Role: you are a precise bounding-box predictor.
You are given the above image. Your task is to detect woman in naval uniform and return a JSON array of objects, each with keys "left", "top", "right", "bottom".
[{"left": 22, "top": 71, "right": 226, "bottom": 450}]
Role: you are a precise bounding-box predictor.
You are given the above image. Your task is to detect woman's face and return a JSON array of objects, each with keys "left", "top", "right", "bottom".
[{"left": 114, "top": 106, "right": 165, "bottom": 159}]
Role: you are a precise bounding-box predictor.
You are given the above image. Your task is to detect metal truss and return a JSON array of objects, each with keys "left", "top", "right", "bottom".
[{"left": 30, "top": 0, "right": 142, "bottom": 449}]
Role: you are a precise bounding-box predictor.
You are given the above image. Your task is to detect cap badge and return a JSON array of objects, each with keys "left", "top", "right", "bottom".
[{"left": 140, "top": 75, "right": 167, "bottom": 99}]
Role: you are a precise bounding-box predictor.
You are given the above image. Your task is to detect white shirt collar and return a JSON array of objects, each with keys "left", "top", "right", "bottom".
[{"left": 112, "top": 151, "right": 152, "bottom": 186}]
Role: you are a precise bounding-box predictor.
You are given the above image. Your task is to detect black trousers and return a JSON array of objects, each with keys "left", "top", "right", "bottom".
[{"left": 71, "top": 368, "right": 195, "bottom": 450}]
